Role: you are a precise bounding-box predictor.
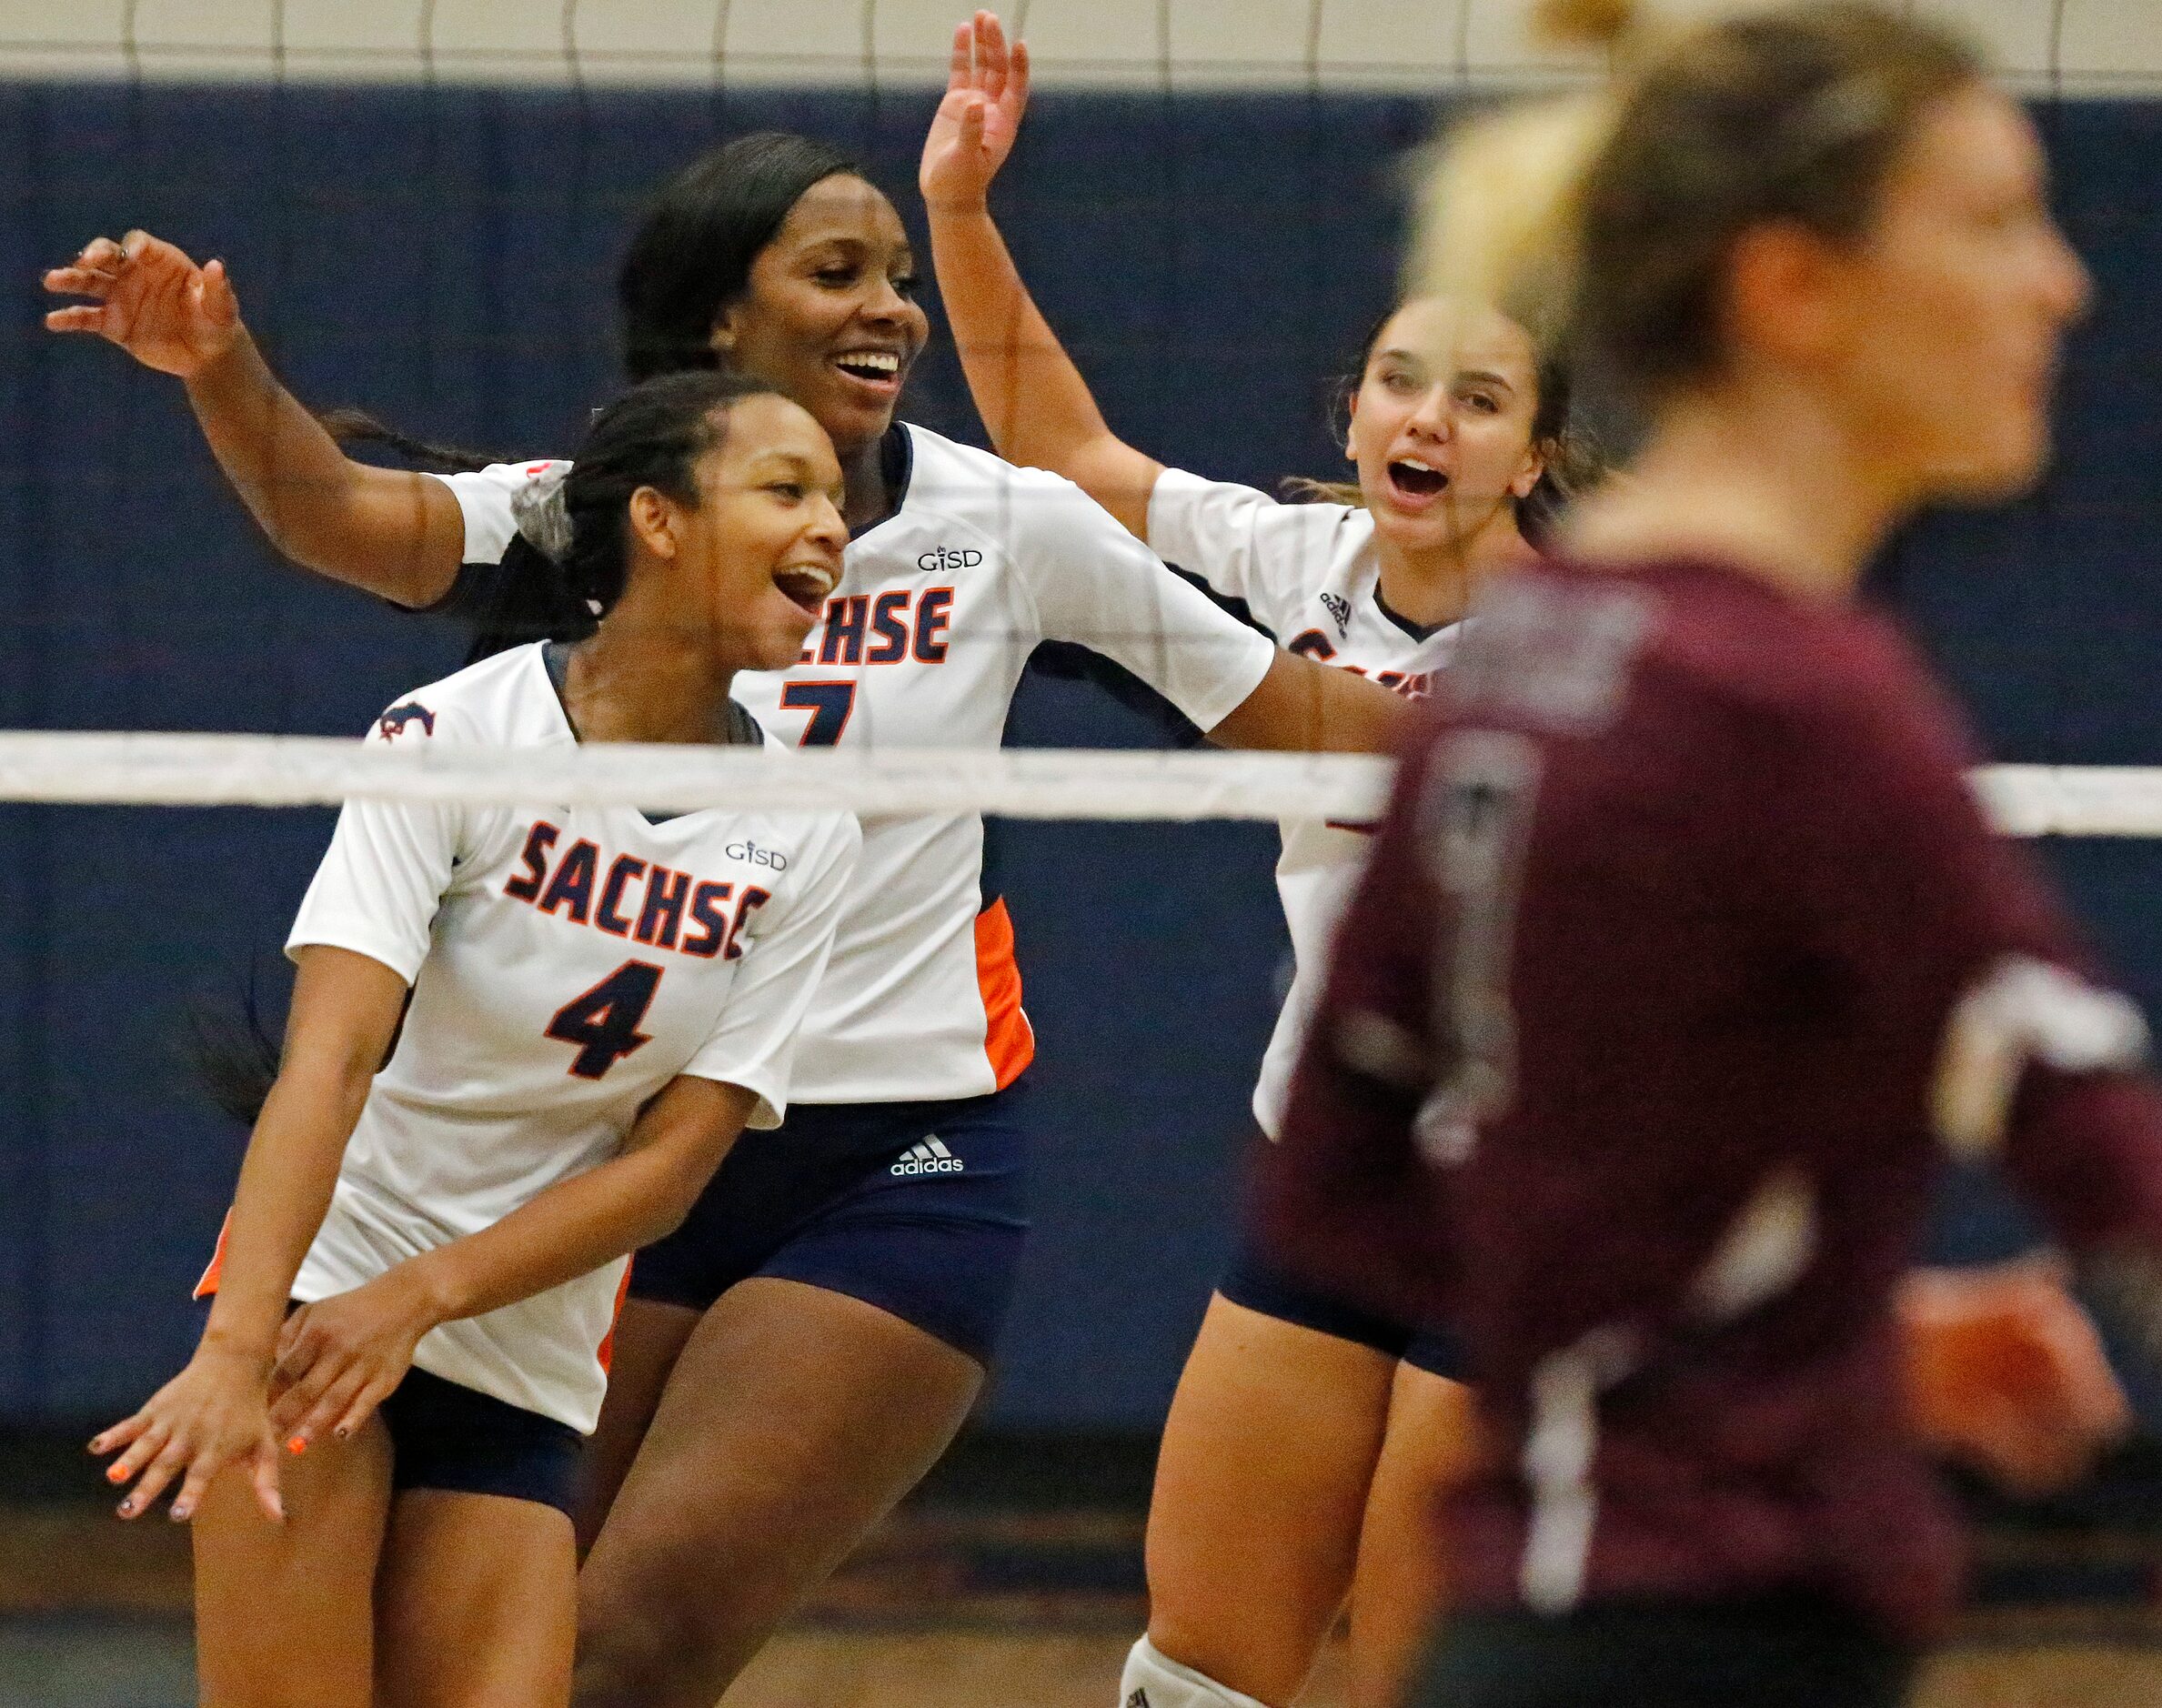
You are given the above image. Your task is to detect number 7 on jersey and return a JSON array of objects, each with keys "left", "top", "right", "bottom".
[{"left": 781, "top": 681, "right": 857, "bottom": 746}]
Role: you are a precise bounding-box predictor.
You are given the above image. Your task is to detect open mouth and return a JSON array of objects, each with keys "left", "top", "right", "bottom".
[
  {"left": 1386, "top": 459, "right": 1450, "bottom": 504},
  {"left": 831, "top": 349, "right": 904, "bottom": 389},
  {"left": 772, "top": 564, "right": 837, "bottom": 618}
]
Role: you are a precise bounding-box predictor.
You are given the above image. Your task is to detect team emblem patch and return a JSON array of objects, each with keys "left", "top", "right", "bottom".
[
  {"left": 1320, "top": 591, "right": 1352, "bottom": 636},
  {"left": 377, "top": 701, "right": 437, "bottom": 742}
]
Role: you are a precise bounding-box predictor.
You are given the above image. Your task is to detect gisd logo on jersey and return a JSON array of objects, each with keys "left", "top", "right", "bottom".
[
  {"left": 917, "top": 546, "right": 983, "bottom": 573},
  {"left": 377, "top": 701, "right": 437, "bottom": 742}
]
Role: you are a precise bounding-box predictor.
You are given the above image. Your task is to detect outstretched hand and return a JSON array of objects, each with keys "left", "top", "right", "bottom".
[
  {"left": 920, "top": 10, "right": 1031, "bottom": 215},
  {"left": 44, "top": 230, "right": 242, "bottom": 379},
  {"left": 1899, "top": 1256, "right": 2133, "bottom": 1497},
  {"left": 91, "top": 1341, "right": 285, "bottom": 1525}
]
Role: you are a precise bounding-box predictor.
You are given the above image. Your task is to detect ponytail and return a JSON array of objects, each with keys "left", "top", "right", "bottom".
[
  {"left": 1408, "top": 1, "right": 1985, "bottom": 407},
  {"left": 1402, "top": 94, "right": 1621, "bottom": 356},
  {"left": 316, "top": 406, "right": 506, "bottom": 476},
  {"left": 184, "top": 970, "right": 286, "bottom": 1130}
]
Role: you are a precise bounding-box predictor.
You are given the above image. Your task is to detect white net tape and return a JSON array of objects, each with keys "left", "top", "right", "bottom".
[{"left": 0, "top": 732, "right": 2158, "bottom": 834}]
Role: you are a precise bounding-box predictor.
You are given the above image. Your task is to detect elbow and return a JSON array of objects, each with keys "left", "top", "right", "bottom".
[
  {"left": 640, "top": 1148, "right": 730, "bottom": 1245},
  {"left": 641, "top": 1189, "right": 700, "bottom": 1248}
]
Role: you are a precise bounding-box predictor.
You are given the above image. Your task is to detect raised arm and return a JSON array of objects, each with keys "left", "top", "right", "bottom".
[
  {"left": 921, "top": 12, "right": 1163, "bottom": 537},
  {"left": 44, "top": 231, "right": 465, "bottom": 607}
]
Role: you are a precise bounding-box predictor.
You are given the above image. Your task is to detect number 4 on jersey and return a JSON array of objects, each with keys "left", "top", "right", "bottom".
[{"left": 546, "top": 960, "right": 664, "bottom": 1080}]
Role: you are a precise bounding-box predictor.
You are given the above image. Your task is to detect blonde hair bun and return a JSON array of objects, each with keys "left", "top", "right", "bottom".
[
  {"left": 1534, "top": 0, "right": 1642, "bottom": 51},
  {"left": 1403, "top": 94, "right": 1615, "bottom": 344}
]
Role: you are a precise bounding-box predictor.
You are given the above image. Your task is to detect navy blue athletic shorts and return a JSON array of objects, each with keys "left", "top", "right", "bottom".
[
  {"left": 628, "top": 1080, "right": 1032, "bottom": 1365},
  {"left": 377, "top": 1364, "right": 583, "bottom": 1517},
  {"left": 196, "top": 1300, "right": 583, "bottom": 1516},
  {"left": 1219, "top": 1228, "right": 1464, "bottom": 1381}
]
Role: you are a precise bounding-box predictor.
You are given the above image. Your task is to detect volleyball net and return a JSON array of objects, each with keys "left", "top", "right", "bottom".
[{"left": 2, "top": 735, "right": 2162, "bottom": 839}]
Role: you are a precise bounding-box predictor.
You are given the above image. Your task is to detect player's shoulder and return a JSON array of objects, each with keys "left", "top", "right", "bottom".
[
  {"left": 897, "top": 422, "right": 1101, "bottom": 527},
  {"left": 1594, "top": 557, "right": 1975, "bottom": 785},
  {"left": 368, "top": 642, "right": 563, "bottom": 750},
  {"left": 436, "top": 456, "right": 568, "bottom": 493}
]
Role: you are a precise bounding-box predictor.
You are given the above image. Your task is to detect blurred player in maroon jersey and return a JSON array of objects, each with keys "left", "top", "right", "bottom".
[{"left": 1263, "top": 4, "right": 2162, "bottom": 1705}]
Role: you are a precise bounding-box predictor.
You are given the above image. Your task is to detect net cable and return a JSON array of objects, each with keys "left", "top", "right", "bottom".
[{"left": 0, "top": 733, "right": 2157, "bottom": 835}]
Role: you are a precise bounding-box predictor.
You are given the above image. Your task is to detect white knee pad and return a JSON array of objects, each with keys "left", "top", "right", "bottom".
[{"left": 1119, "top": 1635, "right": 1272, "bottom": 1708}]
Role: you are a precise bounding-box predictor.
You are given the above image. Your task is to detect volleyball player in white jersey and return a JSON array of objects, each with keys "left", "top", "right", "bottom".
[
  {"left": 45, "top": 127, "right": 1399, "bottom": 1707},
  {"left": 90, "top": 371, "right": 860, "bottom": 1707},
  {"left": 923, "top": 14, "right": 2138, "bottom": 1706},
  {"left": 921, "top": 26, "right": 1539, "bottom": 1706}
]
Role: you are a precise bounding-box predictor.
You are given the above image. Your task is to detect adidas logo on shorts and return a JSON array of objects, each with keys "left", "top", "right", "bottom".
[
  {"left": 1126, "top": 1692, "right": 1151, "bottom": 1708},
  {"left": 890, "top": 1136, "right": 965, "bottom": 1176}
]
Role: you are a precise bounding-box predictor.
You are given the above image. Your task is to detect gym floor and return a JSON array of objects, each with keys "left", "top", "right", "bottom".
[{"left": 5, "top": 1432, "right": 2159, "bottom": 1707}]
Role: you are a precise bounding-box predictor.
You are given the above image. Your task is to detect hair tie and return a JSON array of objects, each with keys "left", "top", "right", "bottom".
[{"left": 510, "top": 462, "right": 574, "bottom": 565}]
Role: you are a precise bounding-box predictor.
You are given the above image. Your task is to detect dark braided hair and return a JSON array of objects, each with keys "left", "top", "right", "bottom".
[{"left": 552, "top": 367, "right": 784, "bottom": 618}]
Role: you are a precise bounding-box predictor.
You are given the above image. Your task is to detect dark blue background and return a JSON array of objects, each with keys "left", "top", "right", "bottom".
[{"left": 1, "top": 83, "right": 2157, "bottom": 1429}]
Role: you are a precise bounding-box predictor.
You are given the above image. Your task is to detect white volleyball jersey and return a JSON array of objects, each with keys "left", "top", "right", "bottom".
[
  {"left": 433, "top": 425, "right": 1275, "bottom": 1104},
  {"left": 1147, "top": 467, "right": 1457, "bottom": 1136},
  {"left": 238, "top": 645, "right": 859, "bottom": 1432}
]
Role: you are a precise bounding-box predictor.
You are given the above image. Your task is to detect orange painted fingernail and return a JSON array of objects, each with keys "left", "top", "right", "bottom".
[
  {"left": 105, "top": 1463, "right": 127, "bottom": 1484},
  {"left": 287, "top": 1436, "right": 307, "bottom": 1456}
]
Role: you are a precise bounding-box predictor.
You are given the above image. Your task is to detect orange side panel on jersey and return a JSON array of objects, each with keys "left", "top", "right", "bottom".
[
  {"left": 973, "top": 897, "right": 1035, "bottom": 1090},
  {"left": 193, "top": 1211, "right": 234, "bottom": 1299},
  {"left": 596, "top": 1261, "right": 636, "bottom": 1375}
]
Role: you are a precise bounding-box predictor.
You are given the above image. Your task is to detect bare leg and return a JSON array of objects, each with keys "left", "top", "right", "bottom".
[
  {"left": 193, "top": 1417, "right": 392, "bottom": 1708},
  {"left": 573, "top": 1276, "right": 984, "bottom": 1708},
  {"left": 377, "top": 1488, "right": 578, "bottom": 1708},
  {"left": 1346, "top": 1366, "right": 1482, "bottom": 1708},
  {"left": 573, "top": 1297, "right": 700, "bottom": 1554},
  {"left": 1141, "top": 1294, "right": 1398, "bottom": 1705}
]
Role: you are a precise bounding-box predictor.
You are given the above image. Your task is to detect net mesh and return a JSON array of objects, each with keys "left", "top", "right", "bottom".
[{"left": 0, "top": 733, "right": 2159, "bottom": 837}]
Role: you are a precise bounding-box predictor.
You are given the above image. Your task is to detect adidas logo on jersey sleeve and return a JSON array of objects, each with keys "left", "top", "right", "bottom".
[{"left": 890, "top": 1136, "right": 965, "bottom": 1176}]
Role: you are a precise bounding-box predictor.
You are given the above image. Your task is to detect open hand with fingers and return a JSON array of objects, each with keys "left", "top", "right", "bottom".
[
  {"left": 267, "top": 1263, "right": 447, "bottom": 1452},
  {"left": 920, "top": 10, "right": 1031, "bottom": 214},
  {"left": 1898, "top": 1256, "right": 2134, "bottom": 1497},
  {"left": 43, "top": 229, "right": 243, "bottom": 378},
  {"left": 91, "top": 1338, "right": 285, "bottom": 1524}
]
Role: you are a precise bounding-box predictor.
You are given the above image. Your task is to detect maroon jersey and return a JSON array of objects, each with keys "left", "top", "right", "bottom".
[{"left": 1263, "top": 557, "right": 2162, "bottom": 1641}]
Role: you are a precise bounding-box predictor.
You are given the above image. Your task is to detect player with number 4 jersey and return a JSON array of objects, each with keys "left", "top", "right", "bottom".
[
  {"left": 262, "top": 637, "right": 858, "bottom": 1435},
  {"left": 90, "top": 374, "right": 859, "bottom": 1708}
]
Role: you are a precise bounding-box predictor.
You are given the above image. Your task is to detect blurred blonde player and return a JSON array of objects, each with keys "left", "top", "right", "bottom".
[
  {"left": 1267, "top": 4, "right": 2162, "bottom": 1705},
  {"left": 924, "top": 11, "right": 2139, "bottom": 1707}
]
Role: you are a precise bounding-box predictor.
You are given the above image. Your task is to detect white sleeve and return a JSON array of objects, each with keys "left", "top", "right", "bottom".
[
  {"left": 285, "top": 704, "right": 470, "bottom": 983},
  {"left": 1015, "top": 473, "right": 1275, "bottom": 732},
  {"left": 678, "top": 813, "right": 863, "bottom": 1130},
  {"left": 1147, "top": 467, "right": 1352, "bottom": 638},
  {"left": 425, "top": 460, "right": 568, "bottom": 568}
]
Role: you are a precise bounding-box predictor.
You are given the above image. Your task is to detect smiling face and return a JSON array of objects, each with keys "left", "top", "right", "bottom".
[
  {"left": 634, "top": 393, "right": 850, "bottom": 674},
  {"left": 1800, "top": 85, "right": 2089, "bottom": 505},
  {"left": 709, "top": 174, "right": 930, "bottom": 458},
  {"left": 1346, "top": 297, "right": 1547, "bottom": 561}
]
